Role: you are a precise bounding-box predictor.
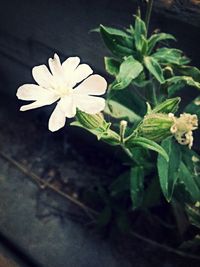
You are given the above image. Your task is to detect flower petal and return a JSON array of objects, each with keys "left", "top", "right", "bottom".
[
  {"left": 62, "top": 56, "right": 80, "bottom": 74},
  {"left": 17, "top": 84, "right": 57, "bottom": 101},
  {"left": 73, "top": 74, "right": 107, "bottom": 96},
  {"left": 71, "top": 64, "right": 93, "bottom": 87},
  {"left": 19, "top": 94, "right": 59, "bottom": 111},
  {"left": 32, "top": 65, "right": 54, "bottom": 88},
  {"left": 59, "top": 95, "right": 76, "bottom": 118},
  {"left": 75, "top": 95, "right": 105, "bottom": 114},
  {"left": 48, "top": 54, "right": 63, "bottom": 77},
  {"left": 48, "top": 101, "right": 66, "bottom": 132}
]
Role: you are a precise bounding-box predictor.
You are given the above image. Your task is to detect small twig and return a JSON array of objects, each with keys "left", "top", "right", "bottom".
[
  {"left": 131, "top": 231, "right": 200, "bottom": 261},
  {"left": 0, "top": 151, "right": 98, "bottom": 220}
]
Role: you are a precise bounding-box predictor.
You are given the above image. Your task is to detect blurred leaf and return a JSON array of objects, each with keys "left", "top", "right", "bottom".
[
  {"left": 126, "top": 137, "right": 169, "bottom": 161},
  {"left": 97, "top": 206, "right": 112, "bottom": 227},
  {"left": 167, "top": 76, "right": 200, "bottom": 96},
  {"left": 152, "top": 48, "right": 190, "bottom": 65},
  {"left": 186, "top": 205, "right": 200, "bottom": 229},
  {"left": 147, "top": 33, "right": 176, "bottom": 54},
  {"left": 176, "top": 65, "right": 200, "bottom": 82},
  {"left": 142, "top": 177, "right": 162, "bottom": 208},
  {"left": 134, "top": 15, "right": 147, "bottom": 52},
  {"left": 105, "top": 99, "right": 141, "bottom": 123},
  {"left": 157, "top": 137, "right": 181, "bottom": 202},
  {"left": 179, "top": 162, "right": 200, "bottom": 202},
  {"left": 110, "top": 171, "right": 130, "bottom": 197},
  {"left": 144, "top": 56, "right": 165, "bottom": 83},
  {"left": 184, "top": 96, "right": 200, "bottom": 118},
  {"left": 107, "top": 87, "right": 146, "bottom": 117},
  {"left": 100, "top": 25, "right": 134, "bottom": 57},
  {"left": 104, "top": 57, "right": 120, "bottom": 76},
  {"left": 112, "top": 56, "right": 143, "bottom": 90},
  {"left": 130, "top": 166, "right": 144, "bottom": 209},
  {"left": 179, "top": 235, "right": 200, "bottom": 250}
]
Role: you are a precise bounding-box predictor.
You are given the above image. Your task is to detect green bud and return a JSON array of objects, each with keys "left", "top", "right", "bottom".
[
  {"left": 76, "top": 110, "right": 120, "bottom": 146},
  {"left": 150, "top": 97, "right": 181, "bottom": 114},
  {"left": 126, "top": 113, "right": 174, "bottom": 143},
  {"left": 76, "top": 110, "right": 108, "bottom": 130}
]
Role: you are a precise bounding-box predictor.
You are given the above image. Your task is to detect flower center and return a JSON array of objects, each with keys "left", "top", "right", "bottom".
[{"left": 57, "top": 86, "right": 73, "bottom": 97}]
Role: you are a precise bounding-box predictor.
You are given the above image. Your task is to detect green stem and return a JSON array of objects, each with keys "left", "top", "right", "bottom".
[
  {"left": 145, "top": 0, "right": 154, "bottom": 35},
  {"left": 152, "top": 85, "right": 158, "bottom": 106},
  {"left": 121, "top": 145, "right": 140, "bottom": 165}
]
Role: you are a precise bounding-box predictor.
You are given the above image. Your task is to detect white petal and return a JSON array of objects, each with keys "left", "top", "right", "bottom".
[
  {"left": 62, "top": 57, "right": 80, "bottom": 74},
  {"left": 48, "top": 54, "right": 63, "bottom": 77},
  {"left": 32, "top": 65, "right": 54, "bottom": 88},
  {"left": 20, "top": 94, "right": 59, "bottom": 111},
  {"left": 73, "top": 74, "right": 107, "bottom": 96},
  {"left": 17, "top": 84, "right": 57, "bottom": 101},
  {"left": 48, "top": 101, "right": 66, "bottom": 132},
  {"left": 71, "top": 64, "right": 93, "bottom": 87},
  {"left": 75, "top": 95, "right": 105, "bottom": 114},
  {"left": 58, "top": 95, "right": 76, "bottom": 118}
]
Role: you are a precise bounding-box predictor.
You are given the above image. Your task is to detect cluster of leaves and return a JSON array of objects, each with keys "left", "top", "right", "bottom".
[{"left": 77, "top": 14, "right": 200, "bottom": 249}]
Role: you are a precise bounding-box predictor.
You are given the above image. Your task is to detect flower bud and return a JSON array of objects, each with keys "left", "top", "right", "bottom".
[
  {"left": 76, "top": 110, "right": 107, "bottom": 130},
  {"left": 135, "top": 113, "right": 174, "bottom": 142},
  {"left": 76, "top": 110, "right": 120, "bottom": 145},
  {"left": 150, "top": 97, "right": 180, "bottom": 114}
]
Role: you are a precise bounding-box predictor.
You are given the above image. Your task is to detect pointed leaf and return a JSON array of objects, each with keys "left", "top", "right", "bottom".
[
  {"left": 126, "top": 137, "right": 169, "bottom": 161},
  {"left": 147, "top": 33, "right": 176, "bottom": 54},
  {"left": 134, "top": 16, "right": 147, "bottom": 52},
  {"left": 144, "top": 56, "right": 165, "bottom": 83},
  {"left": 112, "top": 56, "right": 143, "bottom": 90},
  {"left": 104, "top": 57, "right": 120, "bottom": 76},
  {"left": 130, "top": 166, "right": 144, "bottom": 209},
  {"left": 157, "top": 137, "right": 181, "bottom": 201},
  {"left": 100, "top": 25, "right": 134, "bottom": 57},
  {"left": 152, "top": 48, "right": 190, "bottom": 65}
]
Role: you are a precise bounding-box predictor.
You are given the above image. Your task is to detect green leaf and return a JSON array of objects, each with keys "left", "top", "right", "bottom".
[
  {"left": 112, "top": 56, "right": 143, "bottom": 90},
  {"left": 147, "top": 33, "right": 176, "bottom": 54},
  {"left": 144, "top": 56, "right": 165, "bottom": 83},
  {"left": 167, "top": 76, "right": 200, "bottom": 96},
  {"left": 104, "top": 100, "right": 141, "bottom": 123},
  {"left": 152, "top": 48, "right": 190, "bottom": 65},
  {"left": 177, "top": 66, "right": 200, "bottom": 82},
  {"left": 157, "top": 137, "right": 181, "bottom": 202},
  {"left": 100, "top": 25, "right": 134, "bottom": 57},
  {"left": 179, "top": 162, "right": 200, "bottom": 202},
  {"left": 134, "top": 16, "right": 147, "bottom": 52},
  {"left": 130, "top": 166, "right": 144, "bottom": 209},
  {"left": 104, "top": 57, "right": 120, "bottom": 76},
  {"left": 126, "top": 137, "right": 169, "bottom": 161},
  {"left": 186, "top": 205, "right": 200, "bottom": 229},
  {"left": 107, "top": 87, "right": 146, "bottom": 117},
  {"left": 184, "top": 96, "right": 200, "bottom": 118},
  {"left": 110, "top": 171, "right": 130, "bottom": 196}
]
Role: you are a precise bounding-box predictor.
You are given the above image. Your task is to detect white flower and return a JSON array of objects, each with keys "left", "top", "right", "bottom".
[{"left": 17, "top": 54, "right": 107, "bottom": 132}]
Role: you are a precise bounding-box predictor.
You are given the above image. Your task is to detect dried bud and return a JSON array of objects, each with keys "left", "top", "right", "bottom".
[{"left": 170, "top": 113, "right": 198, "bottom": 149}]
